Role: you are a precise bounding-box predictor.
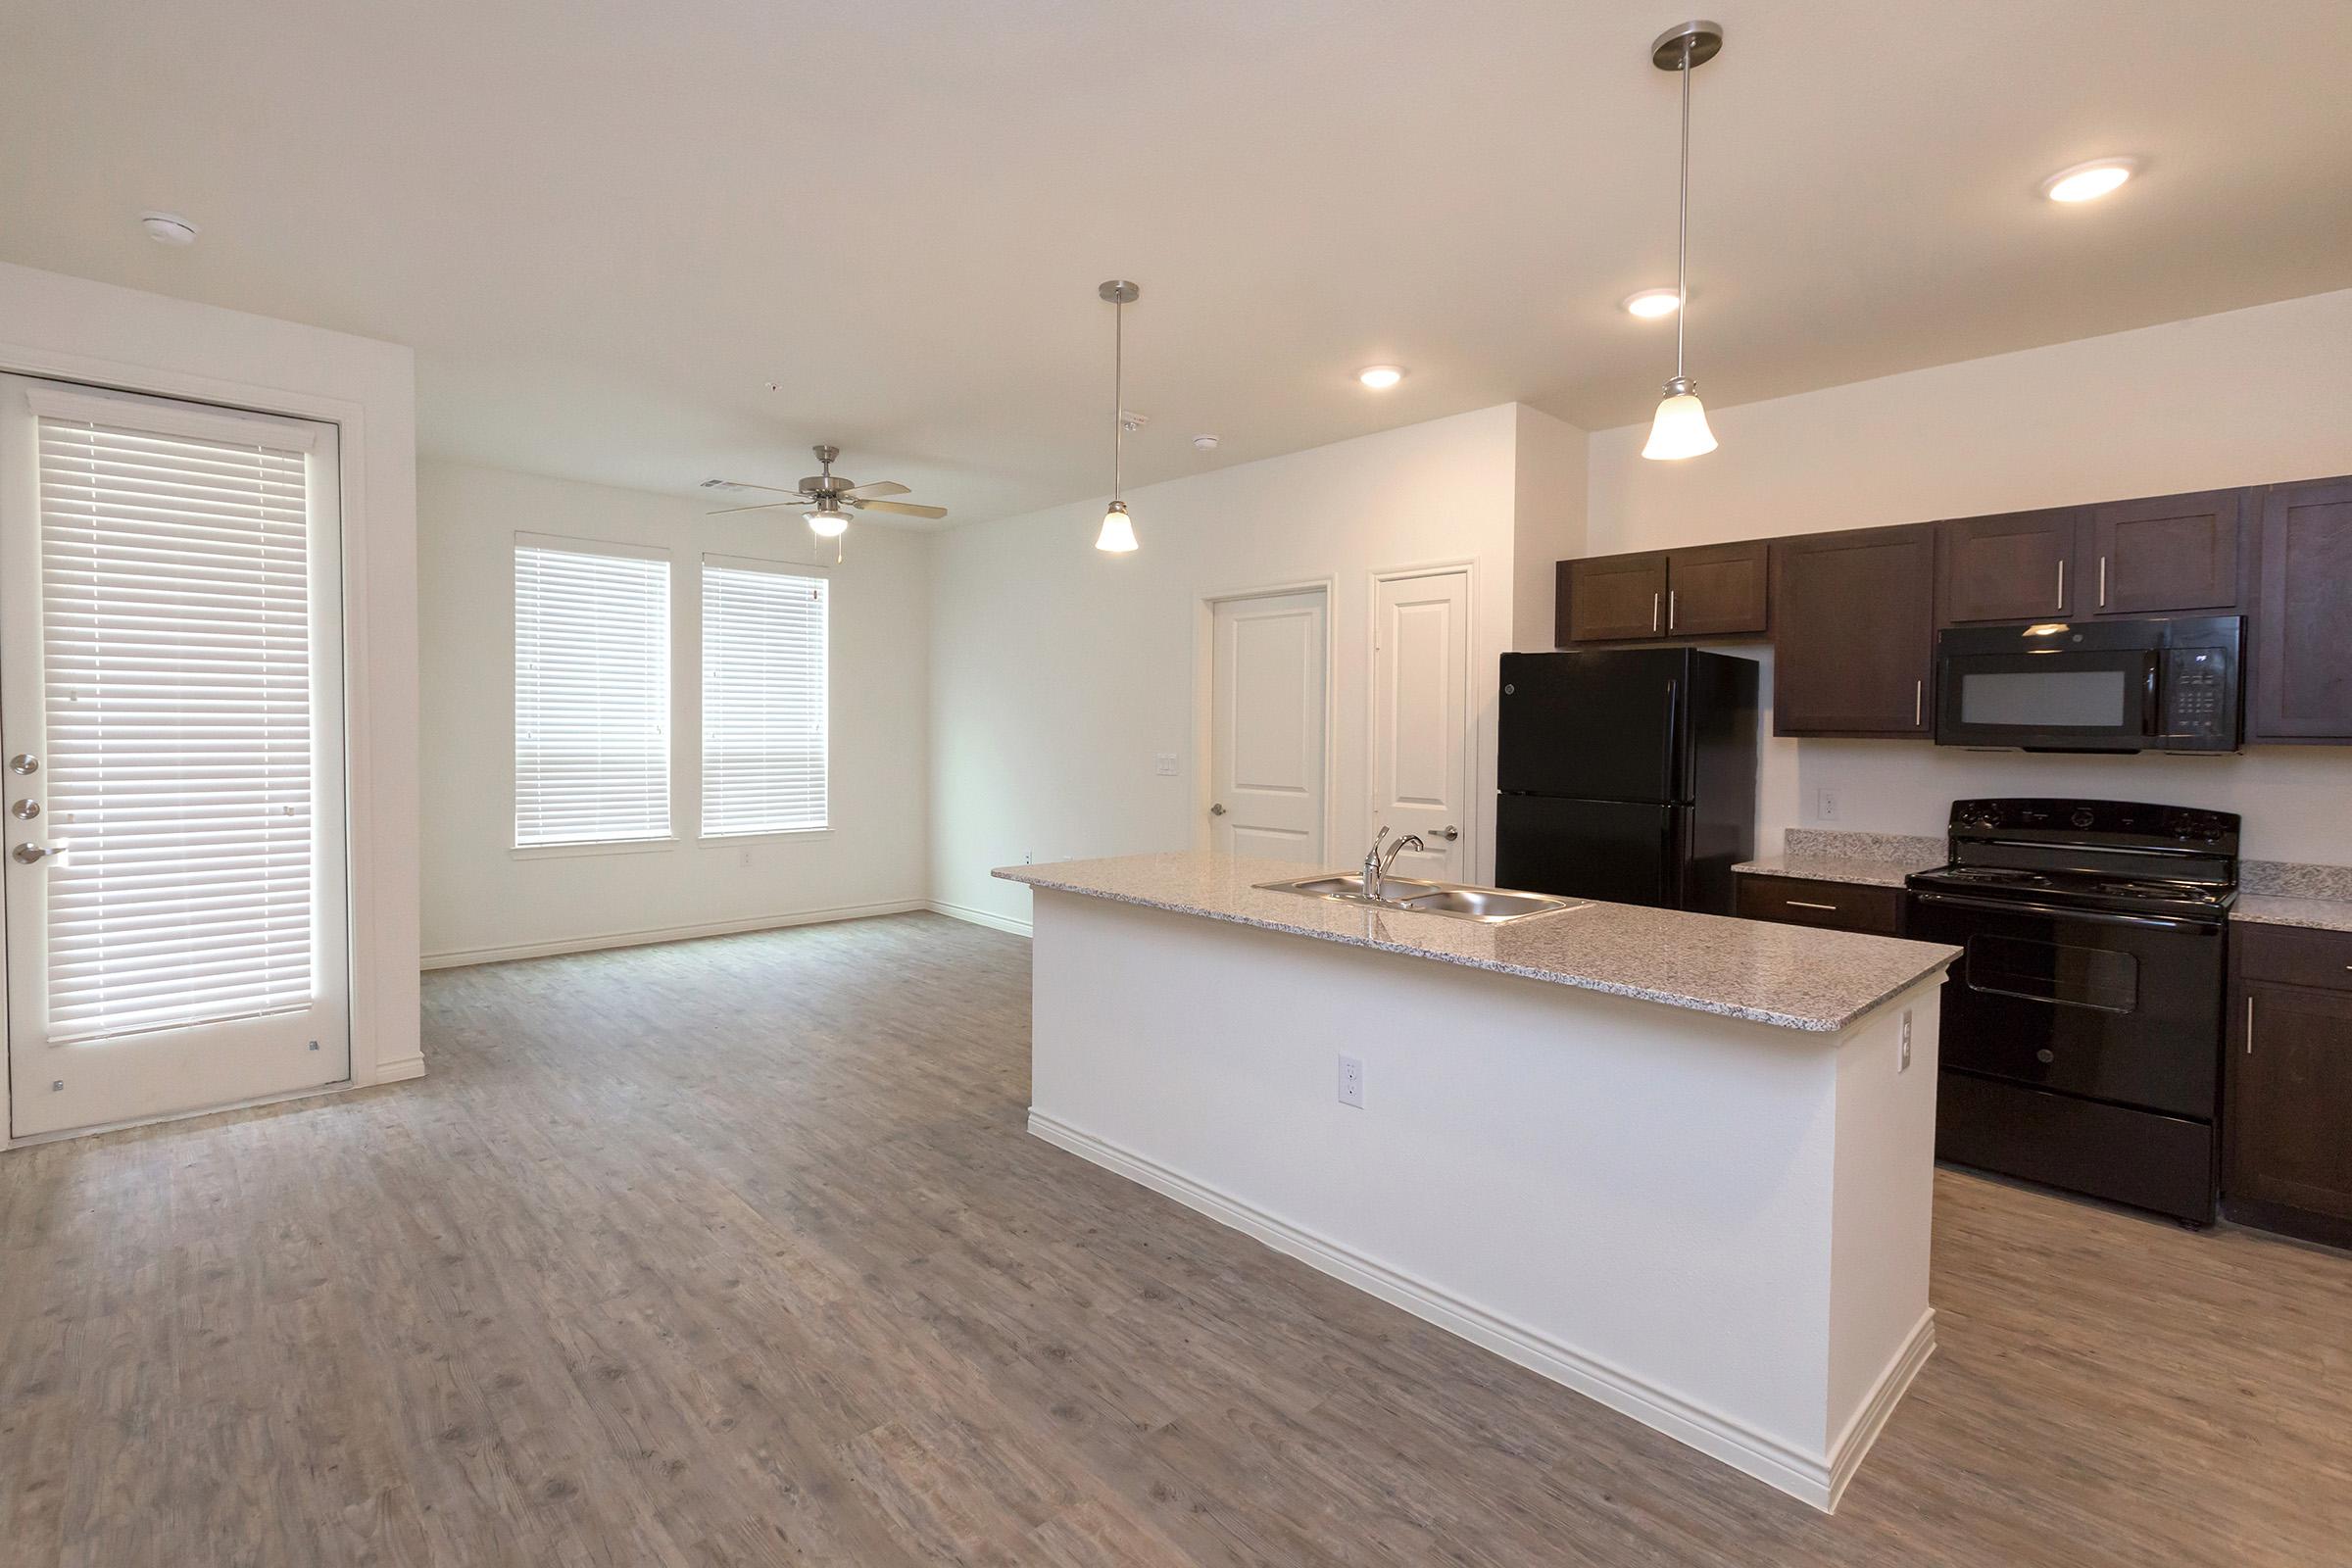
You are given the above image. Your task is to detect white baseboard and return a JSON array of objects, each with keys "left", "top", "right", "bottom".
[
  {"left": 1824, "top": 1307, "right": 1936, "bottom": 1511},
  {"left": 1030, "top": 1108, "right": 1927, "bottom": 1512},
  {"left": 420, "top": 900, "right": 928, "bottom": 970},
  {"left": 928, "top": 900, "right": 1033, "bottom": 938},
  {"left": 370, "top": 1053, "right": 427, "bottom": 1084}
]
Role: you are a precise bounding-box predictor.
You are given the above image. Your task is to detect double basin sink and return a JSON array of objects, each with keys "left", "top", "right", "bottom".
[{"left": 1253, "top": 871, "right": 1582, "bottom": 924}]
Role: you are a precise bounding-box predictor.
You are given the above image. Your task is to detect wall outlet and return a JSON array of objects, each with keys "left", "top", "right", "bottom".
[
  {"left": 1337, "top": 1054, "right": 1365, "bottom": 1108},
  {"left": 1023, "top": 851, "right": 1033, "bottom": 864},
  {"left": 738, "top": 849, "right": 754, "bottom": 869},
  {"left": 1899, "top": 1009, "right": 1913, "bottom": 1072},
  {"left": 1818, "top": 787, "right": 1840, "bottom": 822},
  {"left": 1153, "top": 751, "right": 1179, "bottom": 777}
]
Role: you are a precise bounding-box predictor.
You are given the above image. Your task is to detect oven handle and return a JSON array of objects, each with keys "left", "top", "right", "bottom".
[{"left": 1909, "top": 889, "right": 2221, "bottom": 934}]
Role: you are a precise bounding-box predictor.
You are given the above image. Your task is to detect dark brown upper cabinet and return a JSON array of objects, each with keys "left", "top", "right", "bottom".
[
  {"left": 1937, "top": 508, "right": 2083, "bottom": 624},
  {"left": 1558, "top": 553, "right": 1668, "bottom": 643},
  {"left": 2250, "top": 476, "right": 2352, "bottom": 742},
  {"left": 1557, "top": 542, "right": 1769, "bottom": 645},
  {"left": 1661, "top": 541, "right": 1771, "bottom": 638},
  {"left": 1772, "top": 524, "right": 1936, "bottom": 738},
  {"left": 2085, "top": 488, "right": 2243, "bottom": 616}
]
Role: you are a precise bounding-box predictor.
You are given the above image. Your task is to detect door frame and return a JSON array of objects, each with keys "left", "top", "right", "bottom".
[
  {"left": 1194, "top": 577, "right": 1337, "bottom": 861},
  {"left": 1367, "top": 559, "right": 1480, "bottom": 880},
  {"left": 0, "top": 342, "right": 386, "bottom": 1149}
]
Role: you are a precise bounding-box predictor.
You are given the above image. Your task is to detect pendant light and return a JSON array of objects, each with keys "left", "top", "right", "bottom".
[
  {"left": 1097, "top": 279, "right": 1141, "bottom": 553},
  {"left": 1641, "top": 21, "right": 1723, "bottom": 462}
]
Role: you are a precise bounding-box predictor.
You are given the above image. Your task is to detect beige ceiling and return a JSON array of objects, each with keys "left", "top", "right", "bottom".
[{"left": 5, "top": 1, "right": 2350, "bottom": 525}]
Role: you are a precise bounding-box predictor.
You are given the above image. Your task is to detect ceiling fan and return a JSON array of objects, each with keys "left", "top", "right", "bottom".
[{"left": 704, "top": 444, "right": 948, "bottom": 540}]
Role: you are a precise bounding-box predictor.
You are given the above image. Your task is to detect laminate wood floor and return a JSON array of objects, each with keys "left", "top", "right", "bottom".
[{"left": 2, "top": 911, "right": 2347, "bottom": 1566}]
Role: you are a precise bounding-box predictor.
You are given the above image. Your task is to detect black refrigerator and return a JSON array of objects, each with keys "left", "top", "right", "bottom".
[{"left": 1495, "top": 649, "right": 1758, "bottom": 914}]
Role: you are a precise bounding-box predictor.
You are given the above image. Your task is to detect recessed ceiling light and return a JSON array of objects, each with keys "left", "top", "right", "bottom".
[
  {"left": 1622, "top": 288, "right": 1682, "bottom": 318},
  {"left": 2041, "top": 159, "right": 2135, "bottom": 203},
  {"left": 1357, "top": 366, "right": 1405, "bottom": 390},
  {"left": 138, "top": 211, "right": 199, "bottom": 246}
]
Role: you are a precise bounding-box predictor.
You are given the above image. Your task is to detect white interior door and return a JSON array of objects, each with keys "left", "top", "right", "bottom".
[
  {"left": 1207, "top": 589, "right": 1326, "bottom": 865},
  {"left": 1, "top": 375, "right": 350, "bottom": 1139},
  {"left": 1371, "top": 568, "right": 1471, "bottom": 881}
]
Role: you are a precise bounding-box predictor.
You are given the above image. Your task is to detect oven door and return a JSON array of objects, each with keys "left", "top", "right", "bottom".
[
  {"left": 1908, "top": 890, "right": 2222, "bottom": 1119},
  {"left": 1935, "top": 647, "right": 2158, "bottom": 751}
]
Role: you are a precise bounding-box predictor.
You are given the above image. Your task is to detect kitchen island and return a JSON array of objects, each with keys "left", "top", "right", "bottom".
[{"left": 994, "top": 851, "right": 1959, "bottom": 1511}]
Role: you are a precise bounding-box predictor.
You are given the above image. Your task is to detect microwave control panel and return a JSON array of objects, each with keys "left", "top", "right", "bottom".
[{"left": 2161, "top": 648, "right": 2233, "bottom": 744}]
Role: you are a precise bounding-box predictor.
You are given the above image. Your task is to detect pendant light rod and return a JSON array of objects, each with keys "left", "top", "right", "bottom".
[
  {"left": 1673, "top": 33, "right": 1691, "bottom": 382},
  {"left": 1642, "top": 22, "right": 1723, "bottom": 462},
  {"left": 1096, "top": 280, "right": 1143, "bottom": 553}
]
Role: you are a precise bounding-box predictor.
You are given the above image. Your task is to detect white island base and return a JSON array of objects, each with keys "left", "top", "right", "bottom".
[{"left": 1022, "top": 884, "right": 1947, "bottom": 1512}]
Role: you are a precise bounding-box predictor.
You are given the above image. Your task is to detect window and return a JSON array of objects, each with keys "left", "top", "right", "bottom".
[
  {"left": 701, "top": 558, "right": 827, "bottom": 836},
  {"left": 514, "top": 538, "right": 670, "bottom": 848}
]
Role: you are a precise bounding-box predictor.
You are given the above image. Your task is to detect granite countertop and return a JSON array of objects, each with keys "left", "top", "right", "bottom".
[
  {"left": 994, "top": 852, "right": 1958, "bottom": 1034},
  {"left": 1730, "top": 853, "right": 1933, "bottom": 890},
  {"left": 2232, "top": 895, "right": 2352, "bottom": 934}
]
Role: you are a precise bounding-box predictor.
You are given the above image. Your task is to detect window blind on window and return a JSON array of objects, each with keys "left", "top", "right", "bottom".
[
  {"left": 514, "top": 540, "right": 671, "bottom": 847},
  {"left": 701, "top": 560, "right": 827, "bottom": 837},
  {"left": 35, "top": 414, "right": 317, "bottom": 1042}
]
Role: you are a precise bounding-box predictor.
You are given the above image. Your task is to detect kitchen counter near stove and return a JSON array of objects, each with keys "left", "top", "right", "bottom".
[
  {"left": 1732, "top": 828, "right": 1945, "bottom": 891},
  {"left": 2231, "top": 859, "right": 2352, "bottom": 932}
]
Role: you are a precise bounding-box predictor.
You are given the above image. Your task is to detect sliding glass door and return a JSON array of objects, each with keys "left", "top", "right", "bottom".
[{"left": 0, "top": 375, "right": 349, "bottom": 1138}]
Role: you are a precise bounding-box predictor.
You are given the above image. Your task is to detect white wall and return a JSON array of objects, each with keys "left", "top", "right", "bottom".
[
  {"left": 0, "top": 260, "right": 422, "bottom": 1109},
  {"left": 929, "top": 404, "right": 1582, "bottom": 933},
  {"left": 1588, "top": 288, "right": 2352, "bottom": 864},
  {"left": 417, "top": 460, "right": 930, "bottom": 964}
]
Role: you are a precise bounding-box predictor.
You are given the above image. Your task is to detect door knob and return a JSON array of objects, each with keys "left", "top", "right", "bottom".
[
  {"left": 12, "top": 842, "right": 57, "bottom": 865},
  {"left": 1208, "top": 803, "right": 1227, "bottom": 816},
  {"left": 1437, "top": 825, "right": 1459, "bottom": 842},
  {"left": 7, "top": 754, "right": 36, "bottom": 776}
]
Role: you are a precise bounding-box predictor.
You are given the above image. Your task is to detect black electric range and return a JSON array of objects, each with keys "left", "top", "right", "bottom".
[{"left": 1906, "top": 798, "right": 2238, "bottom": 1225}]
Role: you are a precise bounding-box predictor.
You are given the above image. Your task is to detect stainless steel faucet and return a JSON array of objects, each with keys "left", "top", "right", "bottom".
[{"left": 1363, "top": 825, "right": 1426, "bottom": 900}]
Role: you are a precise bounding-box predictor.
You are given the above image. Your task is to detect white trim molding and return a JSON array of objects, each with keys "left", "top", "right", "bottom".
[
  {"left": 421, "top": 899, "right": 926, "bottom": 970},
  {"left": 928, "top": 900, "right": 1034, "bottom": 938}
]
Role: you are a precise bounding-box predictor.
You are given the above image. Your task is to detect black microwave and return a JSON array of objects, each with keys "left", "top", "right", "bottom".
[{"left": 1933, "top": 616, "right": 2242, "bottom": 754}]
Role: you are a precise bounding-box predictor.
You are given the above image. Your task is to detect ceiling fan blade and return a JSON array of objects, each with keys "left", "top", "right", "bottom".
[
  {"left": 721, "top": 481, "right": 819, "bottom": 496},
  {"left": 854, "top": 499, "right": 948, "bottom": 519},
  {"left": 706, "top": 500, "right": 810, "bottom": 516},
  {"left": 841, "top": 479, "right": 909, "bottom": 500}
]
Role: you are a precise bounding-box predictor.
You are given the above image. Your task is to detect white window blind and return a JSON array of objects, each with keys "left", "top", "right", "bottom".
[
  {"left": 36, "top": 412, "right": 318, "bottom": 1042},
  {"left": 701, "top": 560, "right": 828, "bottom": 836},
  {"left": 514, "top": 540, "right": 671, "bottom": 847}
]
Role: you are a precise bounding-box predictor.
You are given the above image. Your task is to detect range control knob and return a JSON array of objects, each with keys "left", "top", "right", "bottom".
[{"left": 2071, "top": 808, "right": 2096, "bottom": 829}]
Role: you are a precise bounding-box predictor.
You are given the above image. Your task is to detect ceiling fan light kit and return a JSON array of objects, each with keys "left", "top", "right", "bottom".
[
  {"left": 1097, "top": 279, "right": 1143, "bottom": 554},
  {"left": 1640, "top": 20, "right": 1722, "bottom": 462},
  {"left": 701, "top": 443, "right": 947, "bottom": 561}
]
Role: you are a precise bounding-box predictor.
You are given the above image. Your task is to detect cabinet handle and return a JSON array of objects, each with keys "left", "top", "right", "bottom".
[
  {"left": 1914, "top": 679, "right": 1924, "bottom": 726},
  {"left": 1652, "top": 591, "right": 1661, "bottom": 633},
  {"left": 2098, "top": 555, "right": 2108, "bottom": 608},
  {"left": 1669, "top": 589, "right": 1678, "bottom": 632},
  {"left": 1786, "top": 899, "right": 1840, "bottom": 911},
  {"left": 2245, "top": 994, "right": 2254, "bottom": 1054},
  {"left": 2056, "top": 558, "right": 2065, "bottom": 609}
]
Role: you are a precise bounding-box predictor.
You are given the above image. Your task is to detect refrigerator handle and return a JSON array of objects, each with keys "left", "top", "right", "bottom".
[{"left": 1661, "top": 678, "right": 1679, "bottom": 799}]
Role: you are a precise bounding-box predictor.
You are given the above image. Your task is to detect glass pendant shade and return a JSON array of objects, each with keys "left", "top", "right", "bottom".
[
  {"left": 1096, "top": 501, "right": 1138, "bottom": 554},
  {"left": 806, "top": 507, "right": 849, "bottom": 538},
  {"left": 1641, "top": 385, "right": 1717, "bottom": 461}
]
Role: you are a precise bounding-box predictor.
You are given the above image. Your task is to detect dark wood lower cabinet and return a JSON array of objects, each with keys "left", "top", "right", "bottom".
[
  {"left": 1733, "top": 873, "right": 1903, "bottom": 936},
  {"left": 1771, "top": 524, "right": 1936, "bottom": 738},
  {"left": 2226, "top": 922, "right": 2352, "bottom": 1248}
]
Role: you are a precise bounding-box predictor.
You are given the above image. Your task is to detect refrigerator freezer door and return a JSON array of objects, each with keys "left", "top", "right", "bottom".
[
  {"left": 1494, "top": 795, "right": 1689, "bottom": 908},
  {"left": 1498, "top": 650, "right": 1689, "bottom": 804}
]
